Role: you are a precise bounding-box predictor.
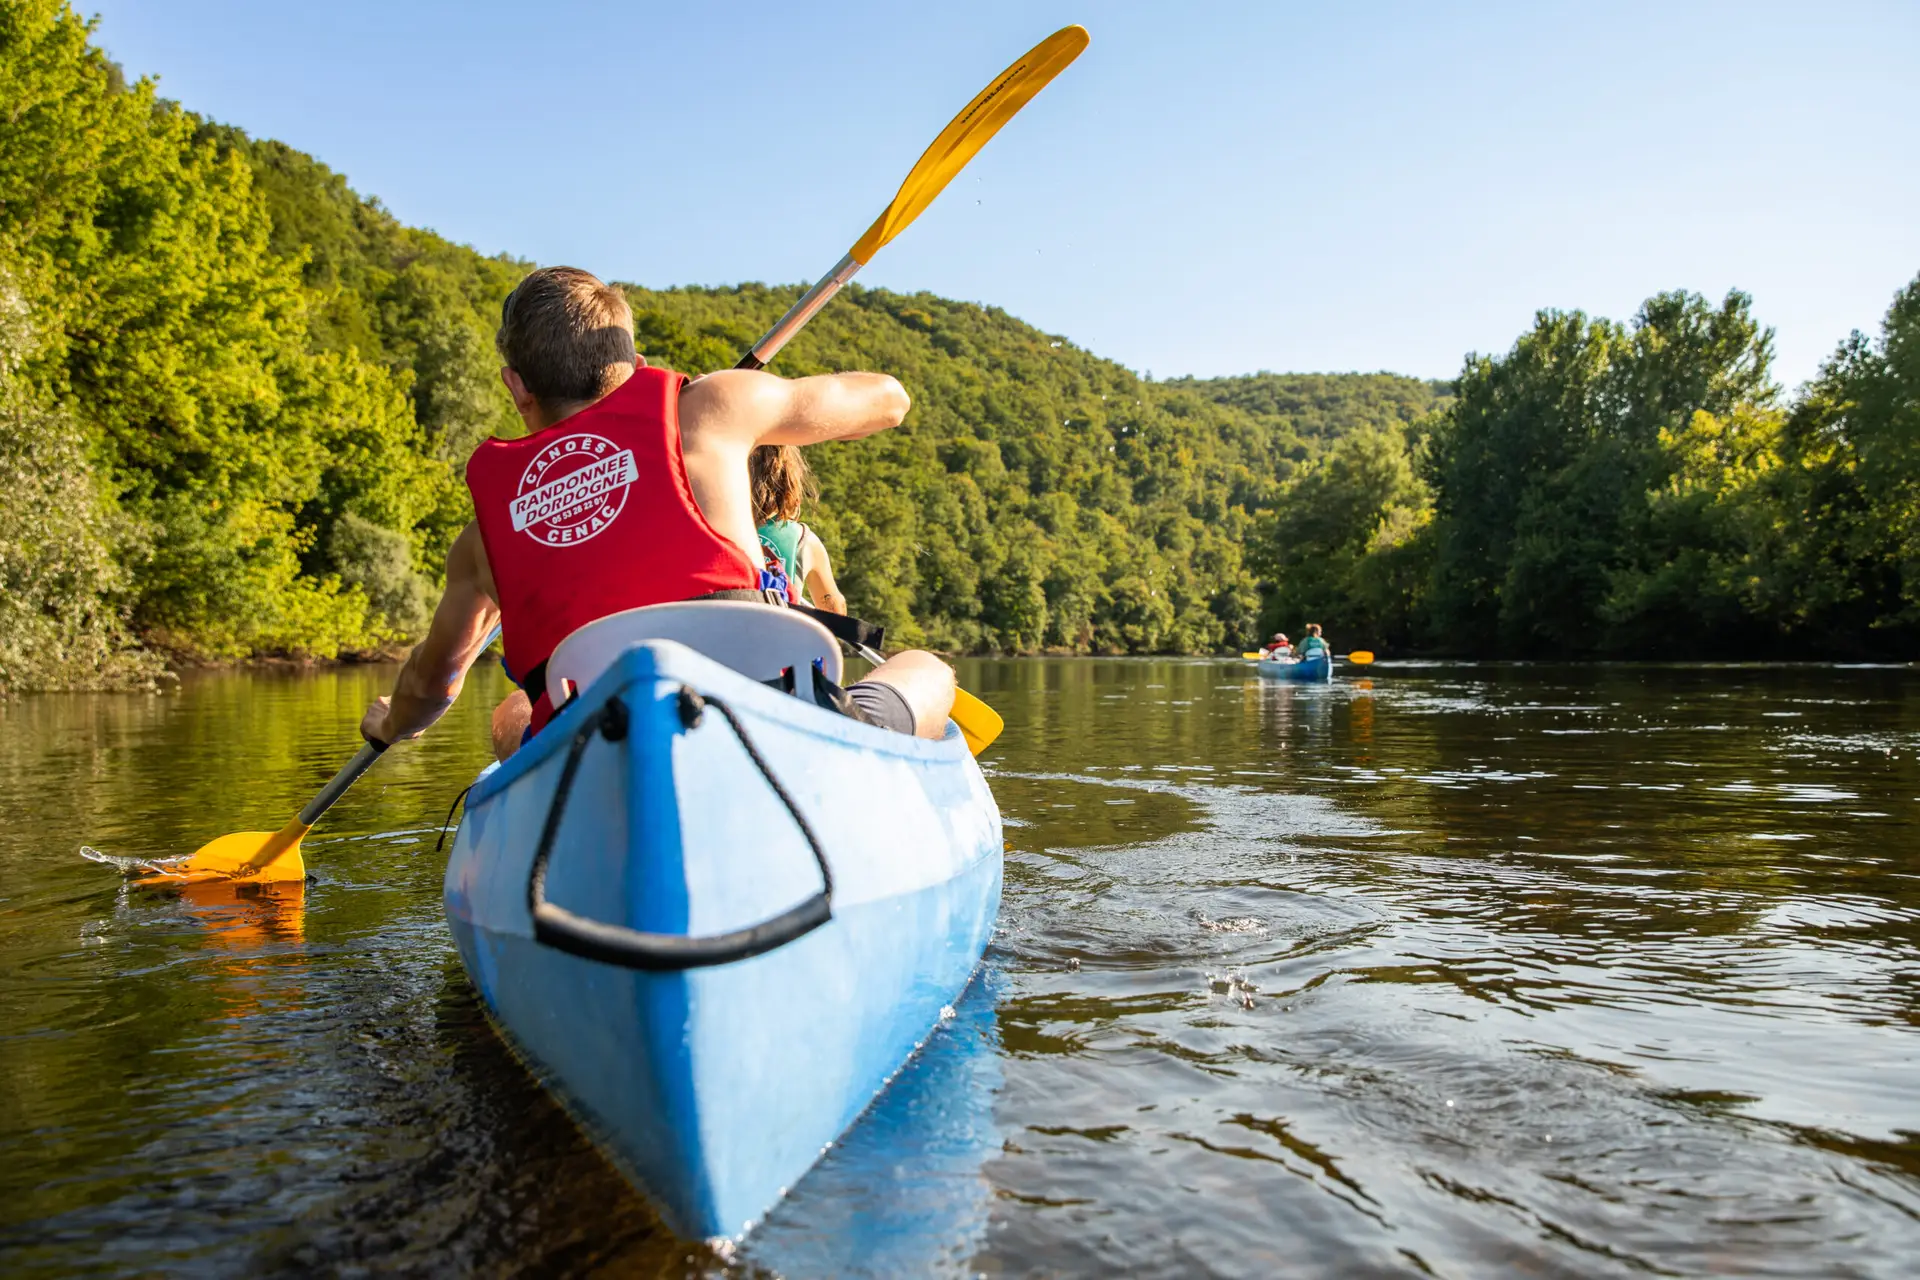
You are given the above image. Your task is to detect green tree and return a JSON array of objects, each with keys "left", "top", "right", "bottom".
[
  {"left": 1764, "top": 273, "right": 1920, "bottom": 653},
  {"left": 1251, "top": 425, "right": 1432, "bottom": 650},
  {"left": 1424, "top": 291, "right": 1776, "bottom": 654},
  {"left": 0, "top": 272, "right": 162, "bottom": 693}
]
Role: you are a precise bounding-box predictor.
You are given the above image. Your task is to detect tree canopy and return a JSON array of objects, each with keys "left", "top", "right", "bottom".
[{"left": 1, "top": 0, "right": 1916, "bottom": 692}]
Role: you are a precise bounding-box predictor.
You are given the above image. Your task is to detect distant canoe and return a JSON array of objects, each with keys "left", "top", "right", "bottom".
[{"left": 1253, "top": 654, "right": 1332, "bottom": 683}]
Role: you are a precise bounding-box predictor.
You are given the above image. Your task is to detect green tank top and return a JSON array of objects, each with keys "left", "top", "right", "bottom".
[
  {"left": 757, "top": 519, "right": 804, "bottom": 583},
  {"left": 1298, "top": 635, "right": 1329, "bottom": 657}
]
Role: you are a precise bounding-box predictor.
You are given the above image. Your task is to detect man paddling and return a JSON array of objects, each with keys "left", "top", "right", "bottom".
[{"left": 359, "top": 266, "right": 955, "bottom": 758}]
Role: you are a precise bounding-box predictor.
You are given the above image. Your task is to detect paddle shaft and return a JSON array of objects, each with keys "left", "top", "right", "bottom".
[
  {"left": 301, "top": 624, "right": 492, "bottom": 831},
  {"left": 324, "top": 626, "right": 493, "bottom": 819},
  {"left": 224, "top": 740, "right": 385, "bottom": 876},
  {"left": 738, "top": 253, "right": 861, "bottom": 370},
  {"left": 242, "top": 627, "right": 495, "bottom": 872},
  {"left": 301, "top": 741, "right": 386, "bottom": 826}
]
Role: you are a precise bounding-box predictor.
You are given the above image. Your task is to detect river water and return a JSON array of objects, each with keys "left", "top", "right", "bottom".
[{"left": 1, "top": 659, "right": 1916, "bottom": 1277}]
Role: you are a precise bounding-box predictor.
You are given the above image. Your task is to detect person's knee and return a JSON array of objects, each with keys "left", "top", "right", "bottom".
[
  {"left": 866, "top": 649, "right": 956, "bottom": 738},
  {"left": 880, "top": 648, "right": 952, "bottom": 683},
  {"left": 491, "top": 690, "right": 530, "bottom": 761}
]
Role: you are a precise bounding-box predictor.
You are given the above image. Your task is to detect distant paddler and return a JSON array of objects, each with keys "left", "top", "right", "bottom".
[
  {"left": 1297, "top": 624, "right": 1330, "bottom": 661},
  {"left": 1260, "top": 632, "right": 1293, "bottom": 661}
]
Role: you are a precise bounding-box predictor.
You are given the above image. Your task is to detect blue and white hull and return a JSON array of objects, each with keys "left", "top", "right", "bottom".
[
  {"left": 1254, "top": 653, "right": 1333, "bottom": 682},
  {"left": 443, "top": 640, "right": 1002, "bottom": 1240}
]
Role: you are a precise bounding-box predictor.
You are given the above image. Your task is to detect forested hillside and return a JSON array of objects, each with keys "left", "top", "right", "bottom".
[
  {"left": 2, "top": 1, "right": 1916, "bottom": 694},
  {"left": 1171, "top": 372, "right": 1448, "bottom": 449},
  {"left": 0, "top": 0, "right": 1430, "bottom": 687},
  {"left": 607, "top": 291, "right": 1446, "bottom": 652}
]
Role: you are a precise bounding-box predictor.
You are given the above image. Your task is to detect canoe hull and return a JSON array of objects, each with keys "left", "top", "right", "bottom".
[
  {"left": 443, "top": 641, "right": 1002, "bottom": 1240},
  {"left": 1254, "top": 653, "right": 1333, "bottom": 682}
]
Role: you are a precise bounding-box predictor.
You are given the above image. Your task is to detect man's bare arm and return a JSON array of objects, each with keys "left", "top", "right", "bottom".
[
  {"left": 360, "top": 523, "right": 501, "bottom": 744},
  {"left": 681, "top": 369, "right": 910, "bottom": 448}
]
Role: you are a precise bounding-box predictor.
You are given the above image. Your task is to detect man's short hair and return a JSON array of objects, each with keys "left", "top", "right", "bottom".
[{"left": 495, "top": 267, "right": 638, "bottom": 407}]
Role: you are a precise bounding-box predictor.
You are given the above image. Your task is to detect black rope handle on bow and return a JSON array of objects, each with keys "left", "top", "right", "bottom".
[
  {"left": 435, "top": 782, "right": 475, "bottom": 853},
  {"left": 526, "top": 688, "right": 834, "bottom": 971}
]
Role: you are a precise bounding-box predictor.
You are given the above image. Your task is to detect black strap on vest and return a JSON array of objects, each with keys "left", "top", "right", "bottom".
[
  {"left": 695, "top": 589, "right": 887, "bottom": 653},
  {"left": 516, "top": 591, "right": 887, "bottom": 707}
]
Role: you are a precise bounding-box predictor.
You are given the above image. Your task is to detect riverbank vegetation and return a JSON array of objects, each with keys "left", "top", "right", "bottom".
[{"left": 2, "top": 1, "right": 1915, "bottom": 692}]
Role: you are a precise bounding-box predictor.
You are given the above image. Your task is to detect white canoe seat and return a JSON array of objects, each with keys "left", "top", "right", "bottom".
[{"left": 546, "top": 600, "right": 844, "bottom": 707}]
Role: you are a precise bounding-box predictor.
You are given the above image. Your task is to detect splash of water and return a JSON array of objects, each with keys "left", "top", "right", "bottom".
[{"left": 78, "top": 845, "right": 190, "bottom": 877}]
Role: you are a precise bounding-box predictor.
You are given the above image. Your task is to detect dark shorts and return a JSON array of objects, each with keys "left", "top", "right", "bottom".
[{"left": 842, "top": 679, "right": 916, "bottom": 735}]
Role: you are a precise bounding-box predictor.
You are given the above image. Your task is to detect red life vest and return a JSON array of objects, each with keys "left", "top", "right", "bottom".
[{"left": 466, "top": 366, "right": 759, "bottom": 732}]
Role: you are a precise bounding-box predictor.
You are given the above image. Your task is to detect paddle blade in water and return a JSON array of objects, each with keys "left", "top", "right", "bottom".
[
  {"left": 849, "top": 25, "right": 1089, "bottom": 265},
  {"left": 1345, "top": 651, "right": 1375, "bottom": 664},
  {"left": 134, "top": 821, "right": 309, "bottom": 887},
  {"left": 952, "top": 687, "right": 1005, "bottom": 756}
]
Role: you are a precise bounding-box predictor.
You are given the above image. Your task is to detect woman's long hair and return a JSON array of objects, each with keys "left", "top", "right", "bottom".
[{"left": 750, "top": 444, "right": 818, "bottom": 525}]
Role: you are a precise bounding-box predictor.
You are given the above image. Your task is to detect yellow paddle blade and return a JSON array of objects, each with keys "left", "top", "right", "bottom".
[
  {"left": 849, "top": 25, "right": 1089, "bottom": 265},
  {"left": 135, "top": 821, "right": 309, "bottom": 887},
  {"left": 951, "top": 686, "right": 1005, "bottom": 756},
  {"left": 1242, "top": 652, "right": 1262, "bottom": 660},
  {"left": 1345, "top": 651, "right": 1375, "bottom": 664}
]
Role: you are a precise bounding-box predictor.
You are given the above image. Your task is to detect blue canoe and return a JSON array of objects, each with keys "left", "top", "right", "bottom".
[
  {"left": 1253, "top": 653, "right": 1333, "bottom": 682},
  {"left": 443, "top": 639, "right": 1003, "bottom": 1241}
]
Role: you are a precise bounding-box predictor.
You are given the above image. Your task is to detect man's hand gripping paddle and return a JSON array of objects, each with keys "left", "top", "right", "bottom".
[
  {"left": 737, "top": 24, "right": 1088, "bottom": 370},
  {"left": 118, "top": 740, "right": 386, "bottom": 886},
  {"left": 737, "top": 25, "right": 1085, "bottom": 755}
]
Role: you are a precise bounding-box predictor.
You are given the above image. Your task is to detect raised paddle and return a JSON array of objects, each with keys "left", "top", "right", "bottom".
[
  {"left": 133, "top": 741, "right": 386, "bottom": 886},
  {"left": 1241, "top": 650, "right": 1375, "bottom": 663},
  {"left": 733, "top": 28, "right": 1083, "bottom": 752},
  {"left": 737, "top": 24, "right": 1089, "bottom": 370}
]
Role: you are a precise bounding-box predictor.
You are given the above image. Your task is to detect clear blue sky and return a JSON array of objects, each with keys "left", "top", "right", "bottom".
[{"left": 85, "top": 0, "right": 1919, "bottom": 388}]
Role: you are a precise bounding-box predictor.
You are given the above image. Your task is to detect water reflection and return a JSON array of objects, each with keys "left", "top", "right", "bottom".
[
  {"left": 742, "top": 974, "right": 1005, "bottom": 1277},
  {"left": 966, "top": 658, "right": 1919, "bottom": 1277},
  {"left": 1, "top": 659, "right": 1917, "bottom": 1276}
]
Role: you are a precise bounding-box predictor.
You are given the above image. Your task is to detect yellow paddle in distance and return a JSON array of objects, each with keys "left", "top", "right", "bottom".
[
  {"left": 737, "top": 24, "right": 1089, "bottom": 370},
  {"left": 134, "top": 740, "right": 386, "bottom": 886},
  {"left": 1343, "top": 651, "right": 1375, "bottom": 664}
]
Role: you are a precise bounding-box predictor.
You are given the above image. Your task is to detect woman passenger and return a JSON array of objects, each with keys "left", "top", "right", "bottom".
[{"left": 750, "top": 444, "right": 848, "bottom": 615}]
